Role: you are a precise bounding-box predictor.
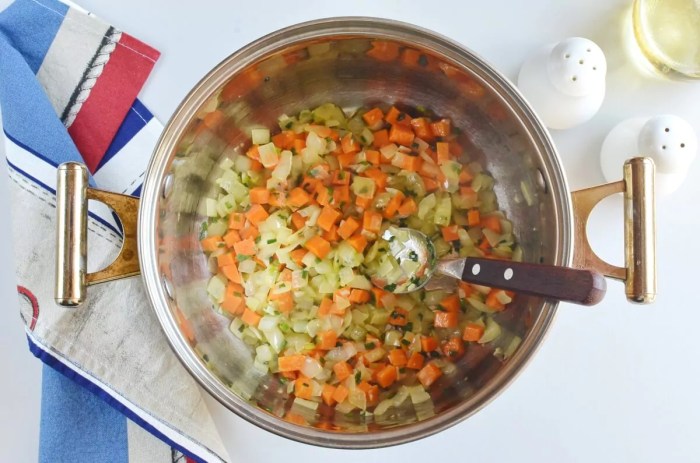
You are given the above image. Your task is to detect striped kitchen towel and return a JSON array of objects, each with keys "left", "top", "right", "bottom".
[{"left": 0, "top": 0, "right": 229, "bottom": 461}]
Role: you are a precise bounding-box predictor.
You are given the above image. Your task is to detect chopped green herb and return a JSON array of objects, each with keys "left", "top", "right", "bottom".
[
  {"left": 404, "top": 322, "right": 414, "bottom": 331},
  {"left": 364, "top": 342, "right": 376, "bottom": 350},
  {"left": 355, "top": 371, "right": 361, "bottom": 384},
  {"left": 267, "top": 238, "right": 277, "bottom": 244},
  {"left": 384, "top": 283, "right": 397, "bottom": 292},
  {"left": 401, "top": 339, "right": 410, "bottom": 346},
  {"left": 237, "top": 254, "right": 251, "bottom": 261}
]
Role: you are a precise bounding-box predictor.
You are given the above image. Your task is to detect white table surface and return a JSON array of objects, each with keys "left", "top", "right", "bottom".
[{"left": 1, "top": 0, "right": 700, "bottom": 461}]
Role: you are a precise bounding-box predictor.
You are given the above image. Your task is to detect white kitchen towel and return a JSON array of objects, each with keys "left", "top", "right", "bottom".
[{"left": 0, "top": 0, "right": 230, "bottom": 461}]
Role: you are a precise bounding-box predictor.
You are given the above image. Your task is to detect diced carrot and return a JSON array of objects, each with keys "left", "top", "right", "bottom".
[
  {"left": 174, "top": 308, "right": 195, "bottom": 342},
  {"left": 364, "top": 149, "right": 381, "bottom": 165},
  {"left": 317, "top": 206, "right": 342, "bottom": 231},
  {"left": 293, "top": 138, "right": 306, "bottom": 153},
  {"left": 322, "top": 224, "right": 339, "bottom": 242},
  {"left": 423, "top": 176, "right": 440, "bottom": 192},
  {"left": 400, "top": 47, "right": 422, "bottom": 67},
  {"left": 239, "top": 225, "right": 259, "bottom": 241},
  {"left": 223, "top": 230, "right": 241, "bottom": 248},
  {"left": 228, "top": 212, "right": 246, "bottom": 230},
  {"left": 362, "top": 107, "right": 384, "bottom": 127},
  {"left": 246, "top": 204, "right": 269, "bottom": 226},
  {"left": 436, "top": 142, "right": 451, "bottom": 164},
  {"left": 366, "top": 40, "right": 400, "bottom": 62},
  {"left": 333, "top": 287, "right": 351, "bottom": 304},
  {"left": 434, "top": 311, "right": 458, "bottom": 328},
  {"left": 421, "top": 336, "right": 438, "bottom": 352},
  {"left": 304, "top": 235, "right": 331, "bottom": 259},
  {"left": 363, "top": 168, "right": 388, "bottom": 190},
  {"left": 318, "top": 296, "right": 334, "bottom": 316},
  {"left": 270, "top": 289, "right": 293, "bottom": 313},
  {"left": 221, "top": 263, "right": 242, "bottom": 284},
  {"left": 337, "top": 217, "right": 360, "bottom": 240},
  {"left": 278, "top": 354, "right": 306, "bottom": 372},
  {"left": 355, "top": 195, "right": 372, "bottom": 210},
  {"left": 249, "top": 158, "right": 263, "bottom": 172},
  {"left": 322, "top": 384, "right": 337, "bottom": 406},
  {"left": 287, "top": 187, "right": 311, "bottom": 208},
  {"left": 406, "top": 352, "right": 425, "bottom": 370},
  {"left": 333, "top": 361, "right": 353, "bottom": 381},
  {"left": 430, "top": 118, "right": 452, "bottom": 137},
  {"left": 410, "top": 117, "right": 434, "bottom": 141},
  {"left": 202, "top": 110, "right": 225, "bottom": 131},
  {"left": 479, "top": 238, "right": 491, "bottom": 251},
  {"left": 481, "top": 215, "right": 502, "bottom": 233},
  {"left": 246, "top": 145, "right": 260, "bottom": 161},
  {"left": 249, "top": 187, "right": 270, "bottom": 205},
  {"left": 458, "top": 281, "right": 474, "bottom": 299},
  {"left": 331, "top": 170, "right": 351, "bottom": 186},
  {"left": 333, "top": 185, "right": 350, "bottom": 205},
  {"left": 467, "top": 209, "right": 481, "bottom": 227},
  {"left": 485, "top": 289, "right": 506, "bottom": 311},
  {"left": 372, "top": 129, "right": 390, "bottom": 148},
  {"left": 363, "top": 210, "right": 383, "bottom": 234},
  {"left": 440, "top": 294, "right": 461, "bottom": 313},
  {"left": 460, "top": 186, "right": 478, "bottom": 204},
  {"left": 341, "top": 133, "right": 360, "bottom": 154},
  {"left": 385, "top": 106, "right": 411, "bottom": 126},
  {"left": 290, "top": 212, "right": 307, "bottom": 231},
  {"left": 389, "top": 307, "right": 409, "bottom": 326},
  {"left": 314, "top": 182, "right": 332, "bottom": 207},
  {"left": 357, "top": 381, "right": 380, "bottom": 406},
  {"left": 376, "top": 365, "right": 398, "bottom": 388},
  {"left": 459, "top": 78, "right": 486, "bottom": 100},
  {"left": 371, "top": 287, "right": 386, "bottom": 307},
  {"left": 349, "top": 289, "right": 371, "bottom": 304},
  {"left": 241, "top": 307, "right": 261, "bottom": 327},
  {"left": 389, "top": 124, "right": 415, "bottom": 147},
  {"left": 221, "top": 292, "right": 245, "bottom": 315},
  {"left": 272, "top": 130, "right": 296, "bottom": 150},
  {"left": 463, "top": 322, "right": 485, "bottom": 342},
  {"left": 382, "top": 191, "right": 405, "bottom": 218},
  {"left": 441, "top": 225, "right": 460, "bottom": 242},
  {"left": 332, "top": 384, "right": 349, "bottom": 403},
  {"left": 395, "top": 197, "right": 417, "bottom": 218},
  {"left": 290, "top": 248, "right": 307, "bottom": 267},
  {"left": 334, "top": 152, "right": 355, "bottom": 170},
  {"left": 232, "top": 238, "right": 256, "bottom": 256},
  {"left": 417, "top": 362, "right": 443, "bottom": 388},
  {"left": 268, "top": 190, "right": 286, "bottom": 208},
  {"left": 346, "top": 233, "right": 368, "bottom": 253},
  {"left": 294, "top": 375, "right": 314, "bottom": 400},
  {"left": 307, "top": 124, "right": 332, "bottom": 138},
  {"left": 284, "top": 411, "right": 307, "bottom": 426},
  {"left": 442, "top": 336, "right": 464, "bottom": 360},
  {"left": 318, "top": 330, "right": 338, "bottom": 350},
  {"left": 216, "top": 252, "right": 236, "bottom": 268},
  {"left": 459, "top": 166, "right": 473, "bottom": 184},
  {"left": 200, "top": 235, "right": 224, "bottom": 252},
  {"left": 392, "top": 152, "right": 423, "bottom": 172},
  {"left": 388, "top": 349, "right": 408, "bottom": 367}
]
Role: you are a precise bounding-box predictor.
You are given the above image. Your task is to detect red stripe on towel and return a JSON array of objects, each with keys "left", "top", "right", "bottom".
[{"left": 67, "top": 33, "right": 160, "bottom": 173}]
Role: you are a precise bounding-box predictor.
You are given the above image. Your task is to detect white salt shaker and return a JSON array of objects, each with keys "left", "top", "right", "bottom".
[
  {"left": 600, "top": 115, "right": 697, "bottom": 196},
  {"left": 518, "top": 37, "right": 607, "bottom": 130}
]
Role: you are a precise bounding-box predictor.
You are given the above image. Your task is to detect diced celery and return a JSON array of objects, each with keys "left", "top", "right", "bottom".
[
  {"left": 251, "top": 128, "right": 270, "bottom": 145},
  {"left": 418, "top": 193, "right": 436, "bottom": 220},
  {"left": 433, "top": 196, "right": 452, "bottom": 226},
  {"left": 204, "top": 197, "right": 218, "bottom": 217},
  {"left": 207, "top": 274, "right": 227, "bottom": 303},
  {"left": 351, "top": 176, "right": 376, "bottom": 198},
  {"left": 479, "top": 317, "right": 501, "bottom": 344},
  {"left": 258, "top": 142, "right": 279, "bottom": 168}
]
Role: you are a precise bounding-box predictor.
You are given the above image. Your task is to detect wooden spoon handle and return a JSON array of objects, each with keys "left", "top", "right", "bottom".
[{"left": 461, "top": 257, "right": 607, "bottom": 306}]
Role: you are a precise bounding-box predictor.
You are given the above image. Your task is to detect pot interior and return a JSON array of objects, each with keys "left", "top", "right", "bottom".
[{"left": 142, "top": 19, "right": 571, "bottom": 447}]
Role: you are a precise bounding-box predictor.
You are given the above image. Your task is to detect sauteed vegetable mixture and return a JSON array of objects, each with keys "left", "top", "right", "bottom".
[{"left": 200, "top": 102, "right": 522, "bottom": 416}]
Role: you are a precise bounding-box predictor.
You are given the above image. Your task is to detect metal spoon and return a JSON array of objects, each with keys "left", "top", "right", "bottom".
[{"left": 369, "top": 227, "right": 606, "bottom": 306}]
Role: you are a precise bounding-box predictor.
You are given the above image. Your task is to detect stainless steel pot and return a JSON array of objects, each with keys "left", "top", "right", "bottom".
[{"left": 54, "top": 18, "right": 656, "bottom": 448}]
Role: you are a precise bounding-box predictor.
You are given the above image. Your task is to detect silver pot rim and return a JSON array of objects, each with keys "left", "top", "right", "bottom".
[{"left": 138, "top": 16, "right": 572, "bottom": 448}]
